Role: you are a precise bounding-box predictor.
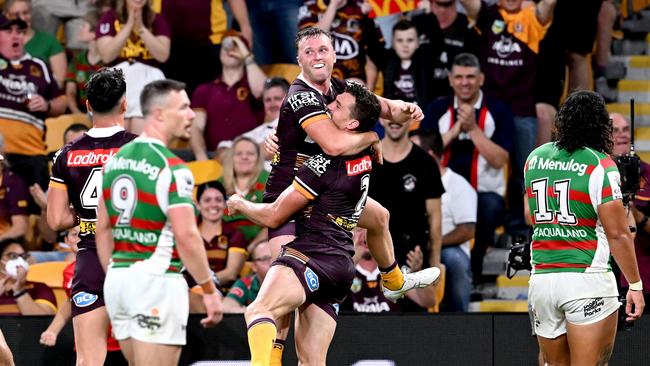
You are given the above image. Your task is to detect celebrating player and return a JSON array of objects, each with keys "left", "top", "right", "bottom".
[{"left": 47, "top": 68, "right": 136, "bottom": 366}]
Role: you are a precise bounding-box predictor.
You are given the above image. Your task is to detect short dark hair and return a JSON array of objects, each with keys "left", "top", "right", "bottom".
[
  {"left": 196, "top": 180, "right": 227, "bottom": 202},
  {"left": 411, "top": 128, "right": 443, "bottom": 158},
  {"left": 140, "top": 79, "right": 187, "bottom": 117},
  {"left": 345, "top": 81, "right": 381, "bottom": 132},
  {"left": 0, "top": 237, "right": 25, "bottom": 256},
  {"left": 264, "top": 77, "right": 290, "bottom": 93},
  {"left": 554, "top": 90, "right": 612, "bottom": 154},
  {"left": 295, "top": 27, "right": 333, "bottom": 51},
  {"left": 63, "top": 123, "right": 89, "bottom": 142},
  {"left": 452, "top": 53, "right": 481, "bottom": 70},
  {"left": 392, "top": 19, "right": 416, "bottom": 35},
  {"left": 86, "top": 68, "right": 126, "bottom": 113}
]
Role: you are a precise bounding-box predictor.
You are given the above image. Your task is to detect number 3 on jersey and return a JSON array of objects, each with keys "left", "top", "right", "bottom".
[
  {"left": 531, "top": 178, "right": 577, "bottom": 225},
  {"left": 111, "top": 175, "right": 137, "bottom": 226}
]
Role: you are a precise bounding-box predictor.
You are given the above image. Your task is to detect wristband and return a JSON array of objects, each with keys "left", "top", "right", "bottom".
[
  {"left": 13, "top": 289, "right": 27, "bottom": 299},
  {"left": 629, "top": 280, "right": 643, "bottom": 291}
]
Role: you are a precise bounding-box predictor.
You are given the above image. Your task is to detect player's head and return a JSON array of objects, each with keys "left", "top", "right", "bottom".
[
  {"left": 250, "top": 241, "right": 272, "bottom": 282},
  {"left": 449, "top": 53, "right": 483, "bottom": 104},
  {"left": 263, "top": 77, "right": 289, "bottom": 122},
  {"left": 63, "top": 123, "right": 89, "bottom": 144},
  {"left": 410, "top": 128, "right": 444, "bottom": 161},
  {"left": 295, "top": 27, "right": 336, "bottom": 85},
  {"left": 611, "top": 113, "right": 631, "bottom": 156},
  {"left": 392, "top": 19, "right": 419, "bottom": 62},
  {"left": 328, "top": 81, "right": 380, "bottom": 133},
  {"left": 86, "top": 67, "right": 127, "bottom": 115},
  {"left": 140, "top": 79, "right": 195, "bottom": 140},
  {"left": 196, "top": 180, "right": 226, "bottom": 224},
  {"left": 554, "top": 90, "right": 612, "bottom": 154}
]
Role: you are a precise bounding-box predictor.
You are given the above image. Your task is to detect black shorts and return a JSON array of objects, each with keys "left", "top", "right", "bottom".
[
  {"left": 71, "top": 248, "right": 106, "bottom": 317},
  {"left": 273, "top": 246, "right": 355, "bottom": 320}
]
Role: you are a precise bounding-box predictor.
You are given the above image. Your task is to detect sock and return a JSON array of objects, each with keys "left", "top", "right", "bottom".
[
  {"left": 379, "top": 261, "right": 404, "bottom": 291},
  {"left": 247, "top": 318, "right": 276, "bottom": 366},
  {"left": 270, "top": 339, "right": 285, "bottom": 366}
]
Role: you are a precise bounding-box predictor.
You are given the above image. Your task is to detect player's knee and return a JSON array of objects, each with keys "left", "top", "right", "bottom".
[{"left": 372, "top": 204, "right": 390, "bottom": 231}]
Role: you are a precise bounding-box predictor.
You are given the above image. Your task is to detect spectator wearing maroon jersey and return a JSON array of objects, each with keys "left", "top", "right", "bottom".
[
  {"left": 190, "top": 32, "right": 266, "bottom": 161},
  {"left": 0, "top": 134, "right": 29, "bottom": 243}
]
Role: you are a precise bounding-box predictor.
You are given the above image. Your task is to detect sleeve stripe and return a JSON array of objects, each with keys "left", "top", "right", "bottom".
[
  {"left": 50, "top": 177, "right": 64, "bottom": 183},
  {"left": 34, "top": 299, "right": 57, "bottom": 313},
  {"left": 293, "top": 178, "right": 317, "bottom": 200},
  {"left": 228, "top": 247, "right": 248, "bottom": 256},
  {"left": 48, "top": 181, "right": 67, "bottom": 190},
  {"left": 299, "top": 111, "right": 329, "bottom": 126}
]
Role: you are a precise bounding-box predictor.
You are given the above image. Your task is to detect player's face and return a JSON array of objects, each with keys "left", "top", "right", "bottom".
[
  {"left": 163, "top": 90, "right": 195, "bottom": 140},
  {"left": 232, "top": 139, "right": 258, "bottom": 176},
  {"left": 449, "top": 65, "right": 483, "bottom": 104},
  {"left": 612, "top": 114, "right": 631, "bottom": 156},
  {"left": 381, "top": 117, "right": 410, "bottom": 141},
  {"left": 0, "top": 26, "right": 25, "bottom": 60},
  {"left": 263, "top": 86, "right": 285, "bottom": 121},
  {"left": 251, "top": 243, "right": 272, "bottom": 281},
  {"left": 392, "top": 28, "right": 419, "bottom": 61},
  {"left": 198, "top": 187, "right": 225, "bottom": 223},
  {"left": 297, "top": 34, "right": 336, "bottom": 85},
  {"left": 6, "top": 1, "right": 31, "bottom": 28},
  {"left": 327, "top": 92, "right": 356, "bottom": 130},
  {"left": 499, "top": 0, "right": 523, "bottom": 13}
]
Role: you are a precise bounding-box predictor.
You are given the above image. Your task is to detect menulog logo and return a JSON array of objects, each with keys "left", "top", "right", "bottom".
[
  {"left": 346, "top": 156, "right": 372, "bottom": 176},
  {"left": 67, "top": 148, "right": 119, "bottom": 167}
]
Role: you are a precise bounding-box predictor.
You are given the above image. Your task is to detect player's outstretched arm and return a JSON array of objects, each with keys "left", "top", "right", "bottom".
[
  {"left": 376, "top": 96, "right": 424, "bottom": 125},
  {"left": 227, "top": 186, "right": 309, "bottom": 229},
  {"left": 305, "top": 119, "right": 379, "bottom": 157},
  {"left": 599, "top": 200, "right": 645, "bottom": 320},
  {"left": 40, "top": 300, "right": 72, "bottom": 347},
  {"left": 96, "top": 199, "right": 114, "bottom": 272}
]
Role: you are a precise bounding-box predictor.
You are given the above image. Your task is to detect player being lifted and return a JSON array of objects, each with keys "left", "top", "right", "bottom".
[
  {"left": 47, "top": 68, "right": 137, "bottom": 366},
  {"left": 96, "top": 79, "right": 222, "bottom": 366}
]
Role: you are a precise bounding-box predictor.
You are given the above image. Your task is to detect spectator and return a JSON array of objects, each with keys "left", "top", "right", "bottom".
[
  {"left": 161, "top": 0, "right": 252, "bottom": 97},
  {"left": 65, "top": 10, "right": 103, "bottom": 115},
  {"left": 62, "top": 122, "right": 89, "bottom": 145},
  {"left": 96, "top": 0, "right": 171, "bottom": 134},
  {"left": 28, "top": 225, "right": 78, "bottom": 263},
  {"left": 4, "top": 0, "right": 67, "bottom": 88},
  {"left": 411, "top": 0, "right": 480, "bottom": 99},
  {"left": 222, "top": 241, "right": 272, "bottom": 313},
  {"left": 0, "top": 238, "right": 56, "bottom": 315},
  {"left": 190, "top": 31, "right": 265, "bottom": 161},
  {"left": 382, "top": 19, "right": 437, "bottom": 108},
  {"left": 219, "top": 136, "right": 269, "bottom": 244},
  {"left": 369, "top": 117, "right": 444, "bottom": 312},
  {"left": 246, "top": 0, "right": 301, "bottom": 65},
  {"left": 30, "top": 0, "right": 94, "bottom": 51},
  {"left": 0, "top": 135, "right": 28, "bottom": 243},
  {"left": 0, "top": 14, "right": 66, "bottom": 192},
  {"left": 412, "top": 128, "right": 476, "bottom": 312},
  {"left": 420, "top": 53, "right": 514, "bottom": 285},
  {"left": 196, "top": 180, "right": 248, "bottom": 287},
  {"left": 242, "top": 77, "right": 289, "bottom": 145},
  {"left": 298, "top": 0, "right": 385, "bottom": 90}
]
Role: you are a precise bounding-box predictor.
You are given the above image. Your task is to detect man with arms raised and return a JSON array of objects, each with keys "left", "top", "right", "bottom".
[{"left": 96, "top": 80, "right": 223, "bottom": 366}]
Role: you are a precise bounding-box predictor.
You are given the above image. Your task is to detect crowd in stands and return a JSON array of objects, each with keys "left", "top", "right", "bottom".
[{"left": 0, "top": 0, "right": 642, "bottom": 324}]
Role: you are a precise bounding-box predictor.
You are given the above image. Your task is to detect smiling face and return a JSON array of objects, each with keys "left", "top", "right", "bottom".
[
  {"left": 232, "top": 139, "right": 259, "bottom": 177},
  {"left": 297, "top": 34, "right": 336, "bottom": 85},
  {"left": 263, "top": 86, "right": 285, "bottom": 121},
  {"left": 161, "top": 90, "right": 195, "bottom": 140},
  {"left": 0, "top": 25, "right": 25, "bottom": 60},
  {"left": 198, "top": 187, "right": 225, "bottom": 223},
  {"left": 449, "top": 65, "right": 483, "bottom": 104}
]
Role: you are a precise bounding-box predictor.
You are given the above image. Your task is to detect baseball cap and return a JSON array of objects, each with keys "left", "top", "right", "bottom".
[{"left": 0, "top": 15, "right": 27, "bottom": 30}]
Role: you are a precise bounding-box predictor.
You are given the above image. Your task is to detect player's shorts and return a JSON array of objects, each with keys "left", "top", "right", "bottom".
[
  {"left": 71, "top": 248, "right": 106, "bottom": 317},
  {"left": 274, "top": 246, "right": 355, "bottom": 321},
  {"left": 528, "top": 271, "right": 620, "bottom": 339},
  {"left": 268, "top": 220, "right": 296, "bottom": 240},
  {"left": 113, "top": 61, "right": 165, "bottom": 118},
  {"left": 104, "top": 267, "right": 189, "bottom": 346}
]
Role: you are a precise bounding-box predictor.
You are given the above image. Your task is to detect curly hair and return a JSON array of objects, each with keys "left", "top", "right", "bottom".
[{"left": 554, "top": 90, "right": 612, "bottom": 154}]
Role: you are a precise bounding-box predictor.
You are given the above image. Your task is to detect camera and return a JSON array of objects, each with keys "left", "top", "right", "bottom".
[
  {"left": 614, "top": 154, "right": 641, "bottom": 205},
  {"left": 506, "top": 235, "right": 532, "bottom": 279}
]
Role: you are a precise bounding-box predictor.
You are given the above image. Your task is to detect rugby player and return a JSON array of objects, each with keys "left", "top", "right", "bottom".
[
  {"left": 229, "top": 81, "right": 382, "bottom": 366},
  {"left": 96, "top": 79, "right": 222, "bottom": 366},
  {"left": 47, "top": 68, "right": 136, "bottom": 366},
  {"left": 525, "top": 90, "right": 644, "bottom": 364}
]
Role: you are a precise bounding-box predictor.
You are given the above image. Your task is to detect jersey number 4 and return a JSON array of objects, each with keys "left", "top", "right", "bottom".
[{"left": 530, "top": 178, "right": 577, "bottom": 225}]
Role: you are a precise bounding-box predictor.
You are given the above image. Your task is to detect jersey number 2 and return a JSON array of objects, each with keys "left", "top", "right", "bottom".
[{"left": 531, "top": 178, "right": 577, "bottom": 225}]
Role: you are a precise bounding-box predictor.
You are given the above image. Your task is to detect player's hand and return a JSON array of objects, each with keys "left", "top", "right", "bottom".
[
  {"left": 401, "top": 102, "right": 424, "bottom": 123},
  {"left": 626, "top": 289, "right": 645, "bottom": 322},
  {"left": 406, "top": 245, "right": 424, "bottom": 272},
  {"left": 226, "top": 194, "right": 246, "bottom": 215},
  {"left": 200, "top": 292, "right": 224, "bottom": 327},
  {"left": 264, "top": 130, "right": 279, "bottom": 157},
  {"left": 370, "top": 139, "right": 383, "bottom": 165},
  {"left": 39, "top": 329, "right": 58, "bottom": 346}
]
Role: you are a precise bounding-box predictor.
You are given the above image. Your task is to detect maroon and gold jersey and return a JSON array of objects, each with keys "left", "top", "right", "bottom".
[
  {"left": 0, "top": 281, "right": 56, "bottom": 315},
  {"left": 265, "top": 76, "right": 346, "bottom": 201},
  {"left": 289, "top": 151, "right": 373, "bottom": 258},
  {"left": 203, "top": 221, "right": 248, "bottom": 274},
  {"left": 50, "top": 127, "right": 137, "bottom": 250},
  {"left": 0, "top": 170, "right": 29, "bottom": 234},
  {"left": 298, "top": 0, "right": 384, "bottom": 81},
  {"left": 343, "top": 265, "right": 399, "bottom": 313},
  {"left": 0, "top": 54, "right": 63, "bottom": 156}
]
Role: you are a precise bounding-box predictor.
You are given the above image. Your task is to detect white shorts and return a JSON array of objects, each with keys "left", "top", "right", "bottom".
[
  {"left": 104, "top": 267, "right": 189, "bottom": 345},
  {"left": 113, "top": 61, "right": 165, "bottom": 118},
  {"left": 528, "top": 271, "right": 620, "bottom": 339}
]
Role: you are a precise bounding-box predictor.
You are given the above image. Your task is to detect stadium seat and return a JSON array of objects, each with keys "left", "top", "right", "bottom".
[
  {"left": 187, "top": 160, "right": 222, "bottom": 188},
  {"left": 261, "top": 63, "right": 301, "bottom": 83},
  {"left": 428, "top": 265, "right": 446, "bottom": 313},
  {"left": 26, "top": 261, "right": 69, "bottom": 309},
  {"left": 45, "top": 113, "right": 92, "bottom": 154}
]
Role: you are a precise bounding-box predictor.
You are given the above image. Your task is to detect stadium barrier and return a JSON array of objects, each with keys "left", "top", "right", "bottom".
[{"left": 1, "top": 313, "right": 648, "bottom": 365}]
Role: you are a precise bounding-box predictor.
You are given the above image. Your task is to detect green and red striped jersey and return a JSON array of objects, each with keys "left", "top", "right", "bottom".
[
  {"left": 524, "top": 142, "right": 623, "bottom": 274},
  {"left": 101, "top": 137, "right": 195, "bottom": 275}
]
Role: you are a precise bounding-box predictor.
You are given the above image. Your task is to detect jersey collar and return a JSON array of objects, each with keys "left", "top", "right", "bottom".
[
  {"left": 86, "top": 126, "right": 125, "bottom": 138},
  {"left": 453, "top": 90, "right": 483, "bottom": 109},
  {"left": 298, "top": 73, "right": 332, "bottom": 96}
]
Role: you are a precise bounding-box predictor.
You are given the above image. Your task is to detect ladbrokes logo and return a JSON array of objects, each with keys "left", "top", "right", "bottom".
[
  {"left": 67, "top": 148, "right": 119, "bottom": 167},
  {"left": 346, "top": 156, "right": 372, "bottom": 176}
]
